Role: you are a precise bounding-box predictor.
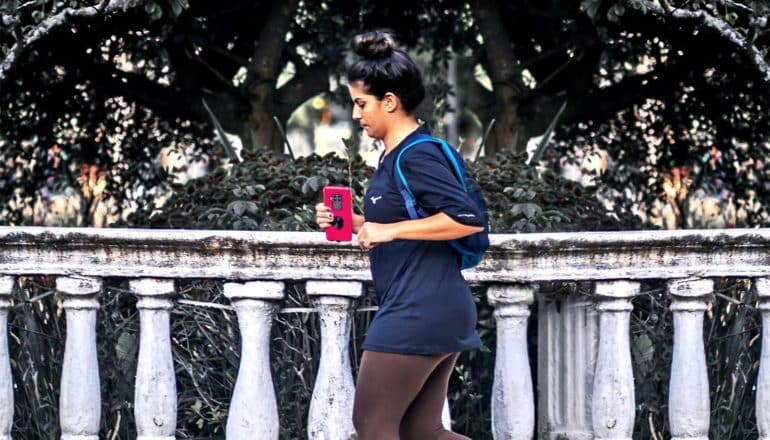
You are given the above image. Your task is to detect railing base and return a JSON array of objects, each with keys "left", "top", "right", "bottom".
[
  {"left": 61, "top": 436, "right": 98, "bottom": 440},
  {"left": 137, "top": 437, "right": 174, "bottom": 440},
  {"left": 671, "top": 437, "right": 708, "bottom": 440}
]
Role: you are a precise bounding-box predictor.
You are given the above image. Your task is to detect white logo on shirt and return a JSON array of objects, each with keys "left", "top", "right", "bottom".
[
  {"left": 457, "top": 213, "right": 476, "bottom": 218},
  {"left": 370, "top": 195, "right": 382, "bottom": 205}
]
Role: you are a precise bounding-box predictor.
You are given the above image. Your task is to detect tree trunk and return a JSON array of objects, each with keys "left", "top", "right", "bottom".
[
  {"left": 471, "top": 0, "right": 528, "bottom": 156},
  {"left": 241, "top": 0, "right": 298, "bottom": 154},
  {"left": 247, "top": 86, "right": 282, "bottom": 153}
]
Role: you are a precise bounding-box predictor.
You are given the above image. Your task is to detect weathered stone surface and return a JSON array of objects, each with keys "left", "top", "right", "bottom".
[
  {"left": 306, "top": 283, "right": 363, "bottom": 440},
  {"left": 224, "top": 281, "right": 283, "bottom": 440},
  {"left": 0, "top": 277, "right": 13, "bottom": 440},
  {"left": 757, "top": 278, "right": 770, "bottom": 440},
  {"left": 668, "top": 279, "right": 712, "bottom": 440},
  {"left": 487, "top": 284, "right": 535, "bottom": 440},
  {"left": 2, "top": 227, "right": 770, "bottom": 281},
  {"left": 592, "top": 281, "right": 638, "bottom": 440},
  {"left": 130, "top": 279, "right": 176, "bottom": 440},
  {"left": 58, "top": 276, "right": 102, "bottom": 440}
]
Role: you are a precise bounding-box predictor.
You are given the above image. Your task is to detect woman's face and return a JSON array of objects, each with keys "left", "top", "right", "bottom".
[{"left": 348, "top": 82, "right": 388, "bottom": 140}]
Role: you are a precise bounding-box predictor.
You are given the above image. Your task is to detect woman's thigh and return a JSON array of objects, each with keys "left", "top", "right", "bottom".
[
  {"left": 353, "top": 350, "right": 452, "bottom": 439},
  {"left": 399, "top": 353, "right": 470, "bottom": 440}
]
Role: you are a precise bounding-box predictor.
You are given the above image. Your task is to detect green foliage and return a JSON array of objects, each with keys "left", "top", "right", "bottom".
[
  {"left": 124, "top": 150, "right": 372, "bottom": 230},
  {"left": 475, "top": 151, "right": 642, "bottom": 233}
]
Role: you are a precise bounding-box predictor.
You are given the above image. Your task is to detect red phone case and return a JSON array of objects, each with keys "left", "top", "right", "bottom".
[{"left": 323, "top": 186, "right": 353, "bottom": 242}]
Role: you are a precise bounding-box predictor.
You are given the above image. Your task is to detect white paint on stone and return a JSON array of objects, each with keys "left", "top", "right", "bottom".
[
  {"left": 0, "top": 276, "right": 13, "bottom": 440},
  {"left": 1, "top": 227, "right": 770, "bottom": 282},
  {"left": 487, "top": 284, "right": 535, "bottom": 440},
  {"left": 130, "top": 279, "right": 176, "bottom": 440},
  {"left": 223, "top": 281, "right": 284, "bottom": 440},
  {"left": 592, "top": 281, "right": 638, "bottom": 440},
  {"left": 756, "top": 278, "right": 770, "bottom": 440},
  {"left": 668, "top": 278, "right": 712, "bottom": 440},
  {"left": 56, "top": 276, "right": 102, "bottom": 440},
  {"left": 306, "top": 282, "right": 362, "bottom": 440},
  {"left": 537, "top": 293, "right": 597, "bottom": 440}
]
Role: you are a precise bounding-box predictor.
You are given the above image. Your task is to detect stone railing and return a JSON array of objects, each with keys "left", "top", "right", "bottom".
[{"left": 2, "top": 226, "right": 770, "bottom": 439}]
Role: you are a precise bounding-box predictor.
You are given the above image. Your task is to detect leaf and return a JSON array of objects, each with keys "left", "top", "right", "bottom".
[
  {"left": 301, "top": 176, "right": 325, "bottom": 195},
  {"left": 528, "top": 99, "right": 567, "bottom": 165},
  {"left": 580, "top": 0, "right": 603, "bottom": 19},
  {"left": 511, "top": 203, "right": 542, "bottom": 219},
  {"left": 201, "top": 97, "right": 239, "bottom": 163},
  {"left": 227, "top": 201, "right": 245, "bottom": 217},
  {"left": 168, "top": 0, "right": 189, "bottom": 17}
]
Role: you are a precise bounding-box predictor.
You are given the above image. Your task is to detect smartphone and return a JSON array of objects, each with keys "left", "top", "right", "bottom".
[{"left": 323, "top": 186, "right": 352, "bottom": 242}]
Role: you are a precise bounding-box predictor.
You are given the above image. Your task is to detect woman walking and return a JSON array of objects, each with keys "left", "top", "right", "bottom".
[{"left": 316, "top": 30, "right": 483, "bottom": 440}]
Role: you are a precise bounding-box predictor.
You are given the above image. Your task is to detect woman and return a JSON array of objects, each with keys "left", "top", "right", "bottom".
[{"left": 315, "top": 31, "right": 483, "bottom": 440}]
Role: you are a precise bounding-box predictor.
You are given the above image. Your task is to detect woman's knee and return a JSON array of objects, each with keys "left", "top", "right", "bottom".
[
  {"left": 352, "top": 403, "right": 366, "bottom": 434},
  {"left": 353, "top": 403, "right": 399, "bottom": 440},
  {"left": 400, "top": 423, "right": 471, "bottom": 440}
]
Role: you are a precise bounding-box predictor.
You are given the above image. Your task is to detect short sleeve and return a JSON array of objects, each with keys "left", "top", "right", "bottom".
[{"left": 400, "top": 143, "right": 483, "bottom": 227}]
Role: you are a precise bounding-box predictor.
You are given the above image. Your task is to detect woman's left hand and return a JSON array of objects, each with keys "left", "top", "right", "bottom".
[{"left": 357, "top": 222, "right": 397, "bottom": 250}]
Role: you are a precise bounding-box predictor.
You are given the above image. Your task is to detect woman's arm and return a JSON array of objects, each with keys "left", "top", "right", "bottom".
[
  {"left": 356, "top": 212, "right": 483, "bottom": 249},
  {"left": 352, "top": 213, "right": 365, "bottom": 234}
]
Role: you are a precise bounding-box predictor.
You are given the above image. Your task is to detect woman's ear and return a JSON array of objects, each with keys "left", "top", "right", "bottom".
[{"left": 382, "top": 92, "right": 400, "bottom": 113}]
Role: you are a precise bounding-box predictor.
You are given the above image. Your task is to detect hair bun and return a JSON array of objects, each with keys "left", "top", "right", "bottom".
[{"left": 352, "top": 31, "right": 394, "bottom": 59}]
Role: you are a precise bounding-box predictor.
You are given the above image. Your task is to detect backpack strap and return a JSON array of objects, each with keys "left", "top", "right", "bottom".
[{"left": 394, "top": 135, "right": 467, "bottom": 219}]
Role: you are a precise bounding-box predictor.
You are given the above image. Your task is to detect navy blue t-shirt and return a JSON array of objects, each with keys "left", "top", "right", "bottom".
[{"left": 362, "top": 126, "right": 482, "bottom": 355}]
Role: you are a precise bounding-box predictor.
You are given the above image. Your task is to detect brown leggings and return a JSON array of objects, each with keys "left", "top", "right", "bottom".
[{"left": 352, "top": 350, "right": 471, "bottom": 440}]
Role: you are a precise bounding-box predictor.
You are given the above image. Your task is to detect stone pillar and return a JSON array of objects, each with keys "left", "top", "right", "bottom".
[
  {"left": 668, "top": 278, "right": 712, "bottom": 440},
  {"left": 223, "top": 281, "right": 284, "bottom": 440},
  {"left": 757, "top": 278, "right": 770, "bottom": 440},
  {"left": 592, "top": 281, "right": 638, "bottom": 440},
  {"left": 57, "top": 277, "right": 102, "bottom": 440},
  {"left": 0, "top": 277, "right": 14, "bottom": 440},
  {"left": 305, "top": 281, "right": 362, "bottom": 440},
  {"left": 487, "top": 284, "right": 535, "bottom": 439},
  {"left": 130, "top": 279, "right": 176, "bottom": 440},
  {"left": 537, "top": 292, "right": 598, "bottom": 440}
]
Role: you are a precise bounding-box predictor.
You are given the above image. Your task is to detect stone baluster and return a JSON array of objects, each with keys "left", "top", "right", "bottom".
[
  {"left": 130, "top": 279, "right": 176, "bottom": 440},
  {"left": 0, "top": 277, "right": 14, "bottom": 440},
  {"left": 223, "top": 281, "right": 284, "bottom": 440},
  {"left": 57, "top": 277, "right": 102, "bottom": 440},
  {"left": 757, "top": 278, "right": 770, "bottom": 440},
  {"left": 537, "top": 292, "right": 598, "bottom": 440},
  {"left": 592, "top": 281, "right": 638, "bottom": 440},
  {"left": 305, "top": 281, "right": 362, "bottom": 440},
  {"left": 487, "top": 283, "right": 535, "bottom": 439},
  {"left": 668, "top": 278, "right": 712, "bottom": 440}
]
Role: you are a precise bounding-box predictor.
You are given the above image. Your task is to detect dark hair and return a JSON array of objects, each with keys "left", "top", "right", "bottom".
[{"left": 347, "top": 31, "right": 426, "bottom": 113}]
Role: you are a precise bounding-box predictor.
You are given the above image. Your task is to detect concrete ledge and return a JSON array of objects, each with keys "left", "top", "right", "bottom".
[{"left": 0, "top": 226, "right": 768, "bottom": 282}]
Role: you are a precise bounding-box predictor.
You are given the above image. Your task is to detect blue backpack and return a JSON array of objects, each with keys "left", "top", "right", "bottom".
[{"left": 393, "top": 135, "right": 490, "bottom": 269}]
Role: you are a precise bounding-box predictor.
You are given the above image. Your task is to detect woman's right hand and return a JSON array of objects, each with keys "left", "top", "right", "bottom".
[{"left": 315, "top": 202, "right": 334, "bottom": 230}]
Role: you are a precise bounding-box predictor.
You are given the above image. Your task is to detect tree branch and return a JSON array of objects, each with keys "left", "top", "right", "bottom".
[
  {"left": 716, "top": 0, "right": 756, "bottom": 16},
  {"left": 0, "top": 0, "right": 141, "bottom": 86},
  {"left": 626, "top": 0, "right": 770, "bottom": 92},
  {"left": 274, "top": 62, "right": 329, "bottom": 122},
  {"left": 86, "top": 61, "right": 206, "bottom": 122}
]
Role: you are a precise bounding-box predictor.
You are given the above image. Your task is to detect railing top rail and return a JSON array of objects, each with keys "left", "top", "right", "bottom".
[{"left": 0, "top": 226, "right": 769, "bottom": 282}]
